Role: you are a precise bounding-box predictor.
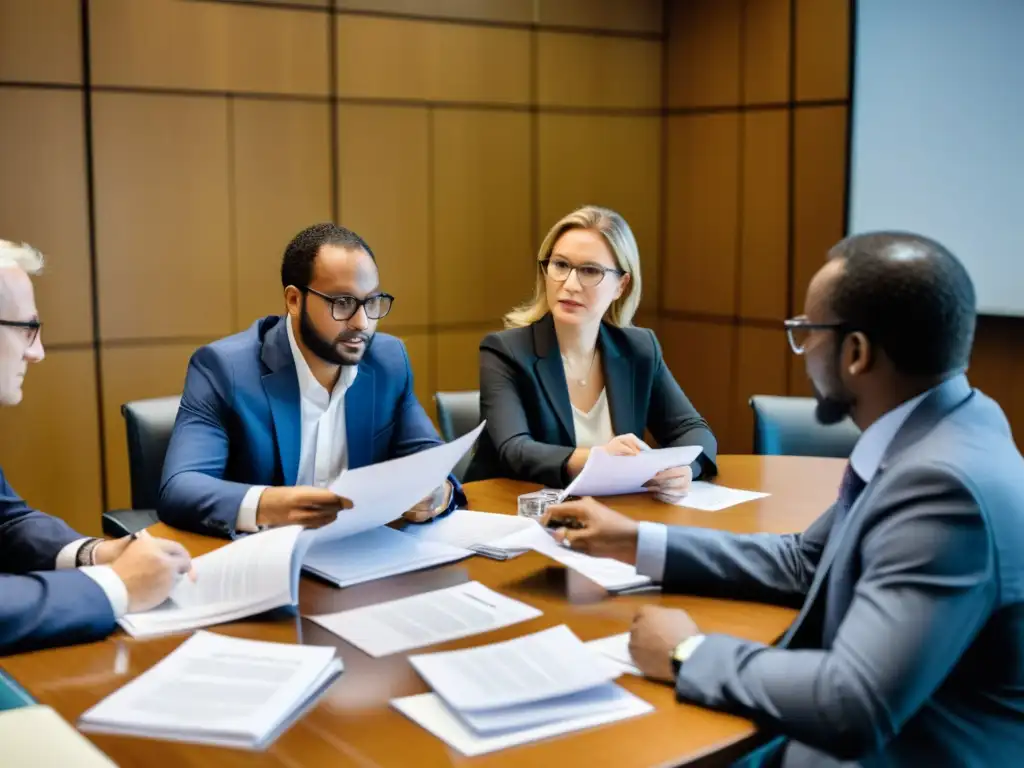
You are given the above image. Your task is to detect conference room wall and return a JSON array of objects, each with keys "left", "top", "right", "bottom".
[
  {"left": 0, "top": 0, "right": 662, "bottom": 534},
  {"left": 660, "top": 0, "right": 1023, "bottom": 456}
]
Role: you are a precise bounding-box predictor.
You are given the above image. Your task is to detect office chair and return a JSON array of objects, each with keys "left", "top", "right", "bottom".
[
  {"left": 433, "top": 390, "right": 482, "bottom": 481},
  {"left": 749, "top": 395, "right": 861, "bottom": 458},
  {"left": 101, "top": 395, "right": 181, "bottom": 538}
]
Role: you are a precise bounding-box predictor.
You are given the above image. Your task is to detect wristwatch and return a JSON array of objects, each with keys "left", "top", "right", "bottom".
[
  {"left": 75, "top": 538, "right": 104, "bottom": 567},
  {"left": 670, "top": 634, "right": 705, "bottom": 676}
]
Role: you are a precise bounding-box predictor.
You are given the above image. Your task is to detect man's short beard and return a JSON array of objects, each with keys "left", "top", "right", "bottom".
[{"left": 299, "top": 295, "right": 372, "bottom": 366}]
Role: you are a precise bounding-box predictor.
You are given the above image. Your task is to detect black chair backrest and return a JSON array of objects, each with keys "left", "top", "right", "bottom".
[
  {"left": 121, "top": 396, "right": 182, "bottom": 510},
  {"left": 434, "top": 391, "right": 482, "bottom": 481},
  {"left": 749, "top": 395, "right": 860, "bottom": 458}
]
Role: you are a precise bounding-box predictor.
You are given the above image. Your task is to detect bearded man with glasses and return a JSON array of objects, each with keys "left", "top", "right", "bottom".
[{"left": 159, "top": 224, "right": 464, "bottom": 537}]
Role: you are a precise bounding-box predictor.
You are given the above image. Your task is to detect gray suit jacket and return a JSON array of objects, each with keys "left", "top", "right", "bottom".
[{"left": 665, "top": 376, "right": 1024, "bottom": 766}]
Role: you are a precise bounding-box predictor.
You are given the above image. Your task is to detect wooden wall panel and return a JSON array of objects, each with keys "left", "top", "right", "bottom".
[
  {"left": 395, "top": 332, "right": 434, "bottom": 418},
  {"left": 795, "top": 0, "right": 850, "bottom": 102},
  {"left": 92, "top": 93, "right": 232, "bottom": 341},
  {"left": 336, "top": 0, "right": 532, "bottom": 23},
  {"left": 733, "top": 326, "right": 789, "bottom": 452},
  {"left": 336, "top": 16, "right": 530, "bottom": 104},
  {"left": 435, "top": 327, "right": 500, "bottom": 392},
  {"left": 538, "top": 0, "right": 662, "bottom": 33},
  {"left": 660, "top": 319, "right": 735, "bottom": 452},
  {"left": 0, "top": 0, "right": 81, "bottom": 84},
  {"left": 432, "top": 110, "right": 533, "bottom": 325},
  {"left": 252, "top": 0, "right": 329, "bottom": 6},
  {"left": 666, "top": 0, "right": 741, "bottom": 108},
  {"left": 337, "top": 105, "right": 430, "bottom": 327},
  {"left": 537, "top": 115, "right": 662, "bottom": 314},
  {"left": 791, "top": 106, "right": 847, "bottom": 319},
  {"left": 742, "top": 0, "right": 791, "bottom": 104},
  {"left": 232, "top": 99, "right": 332, "bottom": 329},
  {"left": 100, "top": 344, "right": 198, "bottom": 510},
  {"left": 663, "top": 114, "right": 739, "bottom": 316},
  {"left": 537, "top": 33, "right": 661, "bottom": 109},
  {"left": 0, "top": 350, "right": 103, "bottom": 535},
  {"left": 89, "top": 0, "right": 329, "bottom": 95},
  {"left": 739, "top": 109, "right": 789, "bottom": 321},
  {"left": 0, "top": 88, "right": 93, "bottom": 345}
]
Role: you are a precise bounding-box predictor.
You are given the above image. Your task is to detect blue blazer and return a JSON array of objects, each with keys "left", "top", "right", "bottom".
[
  {"left": 0, "top": 468, "right": 116, "bottom": 655},
  {"left": 159, "top": 316, "right": 464, "bottom": 537}
]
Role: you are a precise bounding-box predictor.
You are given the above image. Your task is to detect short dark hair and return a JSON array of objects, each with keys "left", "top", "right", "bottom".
[
  {"left": 280, "top": 223, "right": 375, "bottom": 289},
  {"left": 827, "top": 231, "right": 976, "bottom": 377}
]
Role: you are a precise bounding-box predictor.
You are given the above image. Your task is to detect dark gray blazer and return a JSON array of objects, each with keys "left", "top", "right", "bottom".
[
  {"left": 470, "top": 314, "right": 718, "bottom": 487},
  {"left": 664, "top": 375, "right": 1024, "bottom": 766}
]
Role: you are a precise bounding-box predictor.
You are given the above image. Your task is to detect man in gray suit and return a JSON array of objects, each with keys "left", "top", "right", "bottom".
[{"left": 543, "top": 232, "right": 1024, "bottom": 765}]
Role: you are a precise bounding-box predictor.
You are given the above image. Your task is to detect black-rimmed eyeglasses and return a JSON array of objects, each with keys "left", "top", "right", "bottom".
[
  {"left": 0, "top": 319, "right": 41, "bottom": 346},
  {"left": 541, "top": 257, "right": 625, "bottom": 288},
  {"left": 783, "top": 316, "right": 849, "bottom": 355},
  {"left": 303, "top": 288, "right": 394, "bottom": 321}
]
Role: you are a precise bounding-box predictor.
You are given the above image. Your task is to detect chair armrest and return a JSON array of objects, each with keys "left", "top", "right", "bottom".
[{"left": 101, "top": 509, "right": 159, "bottom": 538}]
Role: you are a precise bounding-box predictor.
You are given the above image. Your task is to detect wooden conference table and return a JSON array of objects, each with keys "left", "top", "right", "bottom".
[{"left": 3, "top": 455, "right": 845, "bottom": 768}]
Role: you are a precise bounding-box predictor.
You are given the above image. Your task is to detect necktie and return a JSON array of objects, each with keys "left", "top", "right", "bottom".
[{"left": 837, "top": 462, "right": 867, "bottom": 519}]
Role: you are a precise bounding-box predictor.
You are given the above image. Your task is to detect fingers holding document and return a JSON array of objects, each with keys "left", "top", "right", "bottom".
[
  {"left": 540, "top": 497, "right": 639, "bottom": 565},
  {"left": 256, "top": 486, "right": 354, "bottom": 529},
  {"left": 642, "top": 464, "right": 692, "bottom": 504},
  {"left": 110, "top": 531, "right": 196, "bottom": 612}
]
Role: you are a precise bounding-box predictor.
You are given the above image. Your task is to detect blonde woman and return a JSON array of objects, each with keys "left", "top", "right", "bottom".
[{"left": 471, "top": 206, "right": 717, "bottom": 497}]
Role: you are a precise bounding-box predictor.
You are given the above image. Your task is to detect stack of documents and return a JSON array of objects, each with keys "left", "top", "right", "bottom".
[
  {"left": 310, "top": 581, "right": 542, "bottom": 657},
  {"left": 392, "top": 625, "right": 653, "bottom": 756},
  {"left": 563, "top": 444, "right": 703, "bottom": 497},
  {"left": 78, "top": 631, "right": 342, "bottom": 750},
  {"left": 303, "top": 526, "right": 471, "bottom": 587},
  {"left": 671, "top": 481, "right": 771, "bottom": 511},
  {"left": 120, "top": 426, "right": 487, "bottom": 638},
  {"left": 120, "top": 525, "right": 313, "bottom": 638},
  {"left": 400, "top": 509, "right": 539, "bottom": 560},
  {"left": 492, "top": 520, "right": 653, "bottom": 593}
]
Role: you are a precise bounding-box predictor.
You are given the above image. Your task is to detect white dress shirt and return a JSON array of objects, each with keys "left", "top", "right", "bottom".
[
  {"left": 634, "top": 388, "right": 935, "bottom": 583},
  {"left": 55, "top": 539, "right": 130, "bottom": 618},
  {"left": 236, "top": 318, "right": 358, "bottom": 532},
  {"left": 571, "top": 389, "right": 615, "bottom": 449}
]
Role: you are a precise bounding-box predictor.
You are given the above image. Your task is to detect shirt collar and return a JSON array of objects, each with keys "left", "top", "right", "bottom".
[
  {"left": 285, "top": 316, "right": 357, "bottom": 404},
  {"left": 848, "top": 387, "right": 934, "bottom": 483}
]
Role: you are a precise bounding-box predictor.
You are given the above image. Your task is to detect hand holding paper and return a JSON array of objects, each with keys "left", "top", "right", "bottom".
[{"left": 563, "top": 444, "right": 702, "bottom": 498}]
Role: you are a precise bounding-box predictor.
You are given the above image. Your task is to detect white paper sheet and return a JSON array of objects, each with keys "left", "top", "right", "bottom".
[
  {"left": 494, "top": 521, "right": 652, "bottom": 593},
  {"left": 119, "top": 525, "right": 310, "bottom": 639},
  {"left": 563, "top": 444, "right": 703, "bottom": 498},
  {"left": 671, "top": 481, "right": 770, "bottom": 511},
  {"left": 399, "top": 509, "right": 536, "bottom": 558},
  {"left": 585, "top": 633, "right": 641, "bottom": 676},
  {"left": 78, "top": 631, "right": 342, "bottom": 750},
  {"left": 408, "top": 625, "right": 619, "bottom": 712},
  {"left": 391, "top": 687, "right": 653, "bottom": 757},
  {"left": 309, "top": 581, "right": 542, "bottom": 657},
  {"left": 302, "top": 526, "right": 471, "bottom": 588},
  {"left": 316, "top": 423, "right": 485, "bottom": 543}
]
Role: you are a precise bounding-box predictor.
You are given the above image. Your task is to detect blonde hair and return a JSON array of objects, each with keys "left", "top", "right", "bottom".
[
  {"left": 504, "top": 205, "right": 642, "bottom": 328},
  {"left": 0, "top": 240, "right": 44, "bottom": 275}
]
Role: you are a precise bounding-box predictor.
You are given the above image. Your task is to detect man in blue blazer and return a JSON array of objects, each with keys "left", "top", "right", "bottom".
[
  {"left": 0, "top": 241, "right": 192, "bottom": 655},
  {"left": 159, "top": 223, "right": 465, "bottom": 537},
  {"left": 542, "top": 232, "right": 1024, "bottom": 765}
]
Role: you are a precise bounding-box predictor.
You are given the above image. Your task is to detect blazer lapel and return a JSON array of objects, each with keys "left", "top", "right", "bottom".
[
  {"left": 260, "top": 318, "right": 301, "bottom": 487},
  {"left": 344, "top": 364, "right": 375, "bottom": 469},
  {"left": 532, "top": 315, "right": 574, "bottom": 442},
  {"left": 779, "top": 374, "right": 975, "bottom": 647},
  {"left": 600, "top": 325, "right": 636, "bottom": 436}
]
